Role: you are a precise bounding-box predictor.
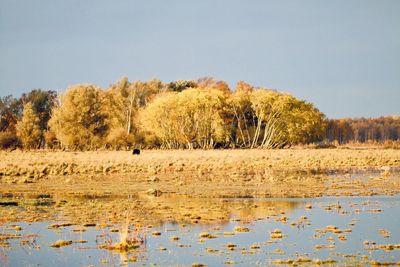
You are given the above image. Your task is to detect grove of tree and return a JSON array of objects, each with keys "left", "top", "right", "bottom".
[{"left": 0, "top": 77, "right": 398, "bottom": 150}]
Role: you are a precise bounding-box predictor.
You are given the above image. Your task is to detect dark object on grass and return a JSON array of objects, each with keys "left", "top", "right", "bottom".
[
  {"left": 132, "top": 149, "right": 140, "bottom": 155},
  {"left": 0, "top": 201, "right": 18, "bottom": 206}
]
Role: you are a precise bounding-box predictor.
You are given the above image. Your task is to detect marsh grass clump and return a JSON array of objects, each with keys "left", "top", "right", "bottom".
[
  {"left": 234, "top": 226, "right": 250, "bottom": 232},
  {"left": 313, "top": 258, "right": 337, "bottom": 265},
  {"left": 273, "top": 259, "right": 294, "bottom": 265},
  {"left": 198, "top": 232, "right": 217, "bottom": 239},
  {"left": 226, "top": 243, "right": 237, "bottom": 250},
  {"left": 378, "top": 229, "right": 391, "bottom": 238},
  {"left": 151, "top": 231, "right": 161, "bottom": 236},
  {"left": 170, "top": 236, "right": 180, "bottom": 241},
  {"left": 199, "top": 232, "right": 211, "bottom": 238},
  {"left": 223, "top": 232, "right": 235, "bottom": 236},
  {"left": 250, "top": 244, "right": 260, "bottom": 249},
  {"left": 370, "top": 261, "right": 400, "bottom": 266},
  {"left": 270, "top": 229, "right": 283, "bottom": 239},
  {"left": 48, "top": 223, "right": 74, "bottom": 229},
  {"left": 50, "top": 240, "right": 73, "bottom": 248},
  {"left": 205, "top": 247, "right": 219, "bottom": 253},
  {"left": 101, "top": 217, "right": 145, "bottom": 252}
]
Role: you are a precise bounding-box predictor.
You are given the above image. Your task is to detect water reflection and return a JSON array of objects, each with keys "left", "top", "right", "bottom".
[{"left": 0, "top": 194, "right": 302, "bottom": 226}]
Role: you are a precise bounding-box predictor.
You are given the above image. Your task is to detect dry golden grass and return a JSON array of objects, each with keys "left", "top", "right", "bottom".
[
  {"left": 0, "top": 149, "right": 399, "bottom": 180},
  {"left": 0, "top": 148, "right": 399, "bottom": 201}
]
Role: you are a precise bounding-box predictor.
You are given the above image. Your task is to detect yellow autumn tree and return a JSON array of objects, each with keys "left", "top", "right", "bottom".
[
  {"left": 249, "top": 89, "right": 326, "bottom": 148},
  {"left": 228, "top": 89, "right": 326, "bottom": 148},
  {"left": 104, "top": 77, "right": 163, "bottom": 149},
  {"left": 139, "top": 88, "right": 229, "bottom": 149},
  {"left": 16, "top": 102, "right": 42, "bottom": 149},
  {"left": 48, "top": 84, "right": 107, "bottom": 150},
  {"left": 228, "top": 90, "right": 255, "bottom": 147}
]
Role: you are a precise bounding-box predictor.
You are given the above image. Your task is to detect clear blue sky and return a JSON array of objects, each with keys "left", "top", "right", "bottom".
[{"left": 0, "top": 0, "right": 399, "bottom": 118}]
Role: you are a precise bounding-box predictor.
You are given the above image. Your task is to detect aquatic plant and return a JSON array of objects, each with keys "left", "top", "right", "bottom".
[{"left": 101, "top": 215, "right": 145, "bottom": 252}]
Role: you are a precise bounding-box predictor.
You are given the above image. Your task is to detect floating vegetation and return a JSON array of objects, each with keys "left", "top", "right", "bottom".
[
  {"left": 223, "top": 232, "right": 235, "bottom": 236},
  {"left": 234, "top": 226, "right": 250, "bottom": 232},
  {"left": 250, "top": 244, "right": 260, "bottom": 249},
  {"left": 199, "top": 232, "right": 211, "bottom": 238},
  {"left": 378, "top": 229, "right": 391, "bottom": 238},
  {"left": 170, "top": 236, "right": 180, "bottom": 241},
  {"left": 100, "top": 216, "right": 145, "bottom": 252},
  {"left": 365, "top": 244, "right": 400, "bottom": 251},
  {"left": 151, "top": 231, "right": 161, "bottom": 236},
  {"left": 226, "top": 243, "right": 237, "bottom": 250},
  {"left": 270, "top": 229, "right": 283, "bottom": 239},
  {"left": 48, "top": 223, "right": 74, "bottom": 229},
  {"left": 199, "top": 232, "right": 217, "bottom": 239},
  {"left": 50, "top": 240, "right": 73, "bottom": 248},
  {"left": 205, "top": 247, "right": 219, "bottom": 253},
  {"left": 370, "top": 261, "right": 400, "bottom": 266}
]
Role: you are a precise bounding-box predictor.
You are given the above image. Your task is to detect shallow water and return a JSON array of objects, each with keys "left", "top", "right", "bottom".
[{"left": 1, "top": 196, "right": 400, "bottom": 266}]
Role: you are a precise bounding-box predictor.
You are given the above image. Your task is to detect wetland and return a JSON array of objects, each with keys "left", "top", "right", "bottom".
[{"left": 1, "top": 149, "right": 400, "bottom": 266}]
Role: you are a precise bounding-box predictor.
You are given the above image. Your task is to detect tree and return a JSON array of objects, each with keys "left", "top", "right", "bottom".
[
  {"left": 0, "top": 95, "right": 22, "bottom": 132},
  {"left": 20, "top": 89, "right": 57, "bottom": 131},
  {"left": 104, "top": 77, "right": 163, "bottom": 148},
  {"left": 167, "top": 80, "right": 197, "bottom": 92},
  {"left": 16, "top": 102, "right": 42, "bottom": 149},
  {"left": 0, "top": 131, "right": 19, "bottom": 149},
  {"left": 139, "top": 88, "right": 229, "bottom": 149},
  {"left": 228, "top": 90, "right": 255, "bottom": 147},
  {"left": 249, "top": 89, "right": 285, "bottom": 148},
  {"left": 235, "top": 81, "right": 253, "bottom": 93},
  {"left": 1, "top": 77, "right": 332, "bottom": 150},
  {"left": 106, "top": 127, "right": 135, "bottom": 150},
  {"left": 0, "top": 95, "right": 22, "bottom": 149},
  {"left": 20, "top": 89, "right": 57, "bottom": 147},
  {"left": 228, "top": 89, "right": 326, "bottom": 148},
  {"left": 48, "top": 84, "right": 107, "bottom": 150},
  {"left": 197, "top": 77, "right": 230, "bottom": 93},
  {"left": 139, "top": 92, "right": 179, "bottom": 148},
  {"left": 325, "top": 116, "right": 400, "bottom": 144},
  {"left": 249, "top": 89, "right": 325, "bottom": 148}
]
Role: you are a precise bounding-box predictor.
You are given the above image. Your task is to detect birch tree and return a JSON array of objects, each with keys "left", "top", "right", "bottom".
[{"left": 139, "top": 88, "right": 229, "bottom": 149}]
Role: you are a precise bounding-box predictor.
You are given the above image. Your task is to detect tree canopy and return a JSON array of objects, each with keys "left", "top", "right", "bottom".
[
  {"left": 2, "top": 77, "right": 396, "bottom": 150},
  {"left": 16, "top": 102, "right": 42, "bottom": 149},
  {"left": 48, "top": 84, "right": 107, "bottom": 150}
]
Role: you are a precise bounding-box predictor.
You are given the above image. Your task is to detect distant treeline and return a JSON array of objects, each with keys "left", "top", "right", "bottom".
[
  {"left": 0, "top": 77, "right": 398, "bottom": 150},
  {"left": 325, "top": 117, "right": 400, "bottom": 144}
]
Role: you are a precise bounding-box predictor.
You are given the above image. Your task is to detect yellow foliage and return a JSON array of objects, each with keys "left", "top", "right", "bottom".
[
  {"left": 106, "top": 127, "right": 135, "bottom": 149},
  {"left": 48, "top": 84, "right": 107, "bottom": 150},
  {"left": 139, "top": 89, "right": 229, "bottom": 149},
  {"left": 16, "top": 102, "right": 42, "bottom": 149}
]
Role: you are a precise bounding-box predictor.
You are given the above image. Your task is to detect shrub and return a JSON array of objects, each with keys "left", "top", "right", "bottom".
[
  {"left": 0, "top": 131, "right": 19, "bottom": 149},
  {"left": 106, "top": 127, "right": 135, "bottom": 150}
]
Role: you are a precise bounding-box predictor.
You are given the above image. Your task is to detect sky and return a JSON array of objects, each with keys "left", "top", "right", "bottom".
[{"left": 0, "top": 0, "right": 399, "bottom": 118}]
